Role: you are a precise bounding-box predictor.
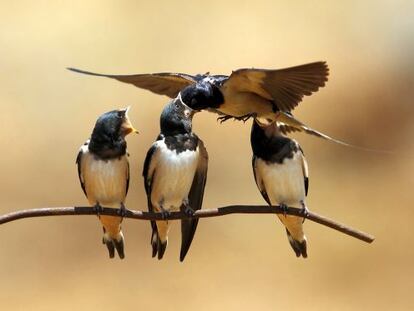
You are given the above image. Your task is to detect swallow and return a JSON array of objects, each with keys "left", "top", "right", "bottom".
[
  {"left": 67, "top": 62, "right": 330, "bottom": 130},
  {"left": 76, "top": 107, "right": 138, "bottom": 259},
  {"left": 68, "top": 64, "right": 387, "bottom": 151},
  {"left": 251, "top": 119, "right": 309, "bottom": 258},
  {"left": 142, "top": 95, "right": 208, "bottom": 261}
]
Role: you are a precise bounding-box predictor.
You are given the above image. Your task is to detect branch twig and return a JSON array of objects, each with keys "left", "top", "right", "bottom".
[{"left": 0, "top": 205, "right": 374, "bottom": 243}]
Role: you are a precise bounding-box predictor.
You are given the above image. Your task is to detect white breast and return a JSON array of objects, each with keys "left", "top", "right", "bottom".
[
  {"left": 150, "top": 140, "right": 199, "bottom": 211},
  {"left": 256, "top": 152, "right": 305, "bottom": 207},
  {"left": 80, "top": 145, "right": 129, "bottom": 208},
  {"left": 255, "top": 152, "right": 307, "bottom": 241}
]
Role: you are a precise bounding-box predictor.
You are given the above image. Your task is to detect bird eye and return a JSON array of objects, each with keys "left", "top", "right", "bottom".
[{"left": 117, "top": 111, "right": 124, "bottom": 118}]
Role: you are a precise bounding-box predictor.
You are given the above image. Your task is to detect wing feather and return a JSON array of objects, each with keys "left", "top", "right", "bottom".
[
  {"left": 67, "top": 68, "right": 196, "bottom": 98},
  {"left": 142, "top": 143, "right": 161, "bottom": 256},
  {"left": 224, "top": 61, "right": 329, "bottom": 111},
  {"left": 76, "top": 143, "right": 87, "bottom": 196},
  {"left": 180, "top": 139, "right": 208, "bottom": 261},
  {"left": 252, "top": 155, "right": 271, "bottom": 206}
]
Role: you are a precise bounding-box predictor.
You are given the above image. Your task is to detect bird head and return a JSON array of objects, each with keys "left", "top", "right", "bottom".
[
  {"left": 180, "top": 81, "right": 224, "bottom": 111},
  {"left": 89, "top": 107, "right": 138, "bottom": 158},
  {"left": 92, "top": 107, "right": 138, "bottom": 139},
  {"left": 160, "top": 95, "right": 197, "bottom": 135}
]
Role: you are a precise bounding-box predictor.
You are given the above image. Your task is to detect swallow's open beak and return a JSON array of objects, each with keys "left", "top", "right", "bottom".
[
  {"left": 123, "top": 122, "right": 139, "bottom": 135},
  {"left": 121, "top": 106, "right": 139, "bottom": 135}
]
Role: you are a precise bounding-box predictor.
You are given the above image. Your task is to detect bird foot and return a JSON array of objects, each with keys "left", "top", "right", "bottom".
[
  {"left": 217, "top": 115, "right": 233, "bottom": 123},
  {"left": 117, "top": 203, "right": 128, "bottom": 217},
  {"left": 279, "top": 203, "right": 289, "bottom": 217},
  {"left": 160, "top": 209, "right": 171, "bottom": 220},
  {"left": 93, "top": 203, "right": 103, "bottom": 217},
  {"left": 184, "top": 205, "right": 195, "bottom": 217},
  {"left": 217, "top": 114, "right": 254, "bottom": 123},
  {"left": 240, "top": 114, "right": 254, "bottom": 122}
]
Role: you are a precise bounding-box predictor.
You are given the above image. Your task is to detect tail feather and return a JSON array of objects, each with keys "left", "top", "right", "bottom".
[
  {"left": 277, "top": 112, "right": 393, "bottom": 154},
  {"left": 151, "top": 226, "right": 158, "bottom": 258},
  {"left": 103, "top": 228, "right": 125, "bottom": 259},
  {"left": 157, "top": 237, "right": 167, "bottom": 260},
  {"left": 150, "top": 221, "right": 168, "bottom": 260},
  {"left": 104, "top": 239, "right": 115, "bottom": 258},
  {"left": 286, "top": 229, "right": 307, "bottom": 258},
  {"left": 113, "top": 238, "right": 125, "bottom": 259},
  {"left": 180, "top": 218, "right": 199, "bottom": 262}
]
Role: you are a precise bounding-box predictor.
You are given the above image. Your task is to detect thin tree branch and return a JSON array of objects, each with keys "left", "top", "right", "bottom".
[{"left": 0, "top": 205, "right": 375, "bottom": 243}]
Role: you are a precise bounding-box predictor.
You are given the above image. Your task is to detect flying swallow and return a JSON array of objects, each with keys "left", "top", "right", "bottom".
[
  {"left": 68, "top": 64, "right": 388, "bottom": 151},
  {"left": 67, "top": 62, "right": 330, "bottom": 126},
  {"left": 251, "top": 119, "right": 309, "bottom": 258},
  {"left": 76, "top": 107, "right": 138, "bottom": 259},
  {"left": 143, "top": 95, "right": 208, "bottom": 261}
]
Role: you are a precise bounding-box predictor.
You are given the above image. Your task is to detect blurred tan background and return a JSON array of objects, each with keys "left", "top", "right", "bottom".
[{"left": 1, "top": 1, "right": 413, "bottom": 310}]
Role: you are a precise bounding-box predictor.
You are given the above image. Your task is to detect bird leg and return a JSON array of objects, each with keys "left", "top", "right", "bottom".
[{"left": 182, "top": 199, "right": 195, "bottom": 217}]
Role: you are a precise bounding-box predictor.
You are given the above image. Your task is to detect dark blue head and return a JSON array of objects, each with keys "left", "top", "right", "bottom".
[
  {"left": 160, "top": 96, "right": 195, "bottom": 136},
  {"left": 180, "top": 81, "right": 224, "bottom": 110},
  {"left": 89, "top": 107, "right": 138, "bottom": 159}
]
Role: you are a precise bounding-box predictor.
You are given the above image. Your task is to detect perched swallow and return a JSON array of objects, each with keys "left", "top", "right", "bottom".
[
  {"left": 251, "top": 119, "right": 309, "bottom": 258},
  {"left": 76, "top": 107, "right": 138, "bottom": 259},
  {"left": 68, "top": 62, "right": 327, "bottom": 121},
  {"left": 143, "top": 95, "right": 208, "bottom": 261}
]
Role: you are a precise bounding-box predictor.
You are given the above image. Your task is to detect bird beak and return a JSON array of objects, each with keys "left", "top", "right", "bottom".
[
  {"left": 123, "top": 122, "right": 139, "bottom": 135},
  {"left": 121, "top": 106, "right": 139, "bottom": 135}
]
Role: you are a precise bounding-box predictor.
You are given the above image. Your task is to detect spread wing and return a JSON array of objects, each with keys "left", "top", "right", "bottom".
[
  {"left": 67, "top": 68, "right": 196, "bottom": 98},
  {"left": 224, "top": 61, "right": 329, "bottom": 111},
  {"left": 180, "top": 139, "right": 208, "bottom": 262},
  {"left": 142, "top": 143, "right": 160, "bottom": 257},
  {"left": 252, "top": 155, "right": 271, "bottom": 206},
  {"left": 76, "top": 142, "right": 88, "bottom": 196}
]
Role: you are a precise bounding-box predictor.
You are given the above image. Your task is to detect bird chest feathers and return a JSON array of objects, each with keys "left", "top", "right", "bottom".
[
  {"left": 150, "top": 140, "right": 199, "bottom": 209},
  {"left": 81, "top": 149, "right": 128, "bottom": 207},
  {"left": 256, "top": 152, "right": 306, "bottom": 207}
]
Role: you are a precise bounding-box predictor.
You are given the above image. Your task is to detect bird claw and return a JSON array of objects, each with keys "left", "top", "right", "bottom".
[
  {"left": 241, "top": 114, "right": 253, "bottom": 122},
  {"left": 279, "top": 203, "right": 289, "bottom": 217},
  {"left": 217, "top": 115, "right": 232, "bottom": 123},
  {"left": 94, "top": 203, "right": 103, "bottom": 217},
  {"left": 217, "top": 114, "right": 253, "bottom": 123},
  {"left": 117, "top": 203, "right": 128, "bottom": 217},
  {"left": 160, "top": 209, "right": 171, "bottom": 220},
  {"left": 184, "top": 205, "right": 195, "bottom": 217}
]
